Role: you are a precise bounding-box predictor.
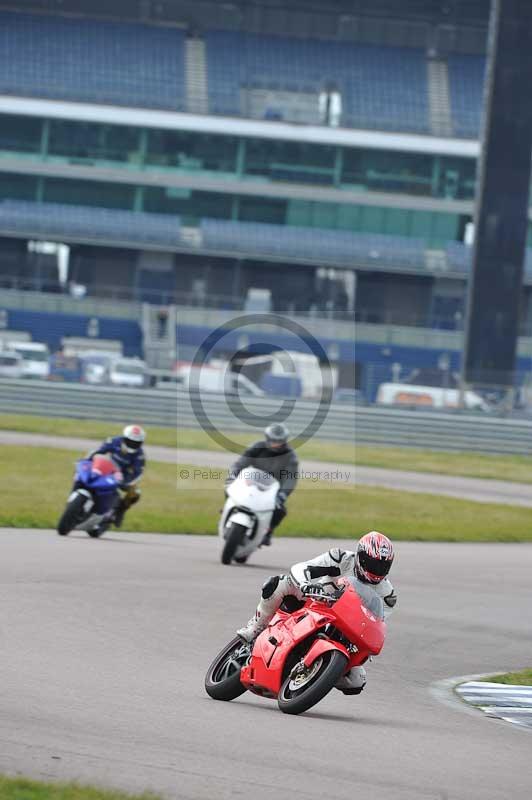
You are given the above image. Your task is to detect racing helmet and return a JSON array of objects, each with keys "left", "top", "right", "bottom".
[
  {"left": 264, "top": 422, "right": 289, "bottom": 449},
  {"left": 355, "top": 531, "right": 394, "bottom": 585},
  {"left": 122, "top": 424, "right": 146, "bottom": 453}
]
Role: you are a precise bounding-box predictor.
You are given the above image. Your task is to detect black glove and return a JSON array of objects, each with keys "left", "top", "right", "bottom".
[
  {"left": 300, "top": 581, "right": 341, "bottom": 600},
  {"left": 300, "top": 582, "right": 321, "bottom": 597}
]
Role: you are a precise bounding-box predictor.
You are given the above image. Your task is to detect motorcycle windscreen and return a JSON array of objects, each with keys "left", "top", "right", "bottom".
[{"left": 333, "top": 584, "right": 386, "bottom": 655}]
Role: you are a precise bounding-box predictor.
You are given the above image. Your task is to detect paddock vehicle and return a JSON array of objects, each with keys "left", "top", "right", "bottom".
[
  {"left": 205, "top": 578, "right": 386, "bottom": 715},
  {"left": 9, "top": 341, "right": 50, "bottom": 379},
  {"left": 376, "top": 382, "right": 489, "bottom": 411},
  {"left": 219, "top": 469, "right": 279, "bottom": 564},
  {"left": 57, "top": 455, "right": 122, "bottom": 537}
]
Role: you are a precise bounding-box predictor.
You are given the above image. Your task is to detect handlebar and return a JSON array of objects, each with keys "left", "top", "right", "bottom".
[{"left": 302, "top": 586, "right": 343, "bottom": 603}]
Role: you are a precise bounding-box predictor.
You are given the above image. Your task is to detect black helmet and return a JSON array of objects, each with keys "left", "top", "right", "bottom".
[{"left": 264, "top": 422, "right": 289, "bottom": 447}]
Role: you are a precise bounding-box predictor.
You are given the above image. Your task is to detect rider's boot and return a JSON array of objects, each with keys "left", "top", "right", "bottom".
[
  {"left": 236, "top": 611, "right": 268, "bottom": 642},
  {"left": 335, "top": 666, "right": 367, "bottom": 695},
  {"left": 113, "top": 500, "right": 127, "bottom": 528},
  {"left": 237, "top": 576, "right": 294, "bottom": 642},
  {"left": 260, "top": 528, "right": 273, "bottom": 547}
]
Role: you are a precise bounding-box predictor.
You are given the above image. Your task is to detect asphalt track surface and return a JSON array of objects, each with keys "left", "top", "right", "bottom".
[
  {"left": 2, "top": 430, "right": 532, "bottom": 506},
  {"left": 1, "top": 529, "right": 531, "bottom": 800}
]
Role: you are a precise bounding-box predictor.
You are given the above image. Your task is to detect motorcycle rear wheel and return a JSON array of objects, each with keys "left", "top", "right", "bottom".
[
  {"left": 205, "top": 636, "right": 249, "bottom": 701},
  {"left": 278, "top": 649, "right": 348, "bottom": 715},
  {"left": 57, "top": 494, "right": 86, "bottom": 536},
  {"left": 221, "top": 522, "right": 247, "bottom": 565}
]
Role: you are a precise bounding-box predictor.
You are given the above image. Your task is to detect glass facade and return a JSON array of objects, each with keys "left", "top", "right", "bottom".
[
  {"left": 48, "top": 119, "right": 140, "bottom": 163},
  {"left": 0, "top": 112, "right": 478, "bottom": 201},
  {"left": 0, "top": 114, "right": 42, "bottom": 153},
  {"left": 245, "top": 138, "right": 336, "bottom": 185},
  {"left": 146, "top": 130, "right": 239, "bottom": 173}
]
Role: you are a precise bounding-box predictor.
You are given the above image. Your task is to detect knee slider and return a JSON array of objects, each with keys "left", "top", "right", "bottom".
[{"left": 261, "top": 575, "right": 280, "bottom": 600}]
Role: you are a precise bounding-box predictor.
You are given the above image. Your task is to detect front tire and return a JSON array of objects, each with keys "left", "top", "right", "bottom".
[
  {"left": 278, "top": 649, "right": 348, "bottom": 715},
  {"left": 205, "top": 637, "right": 250, "bottom": 701},
  {"left": 57, "top": 494, "right": 86, "bottom": 536},
  {"left": 88, "top": 521, "right": 109, "bottom": 539},
  {"left": 221, "top": 522, "right": 247, "bottom": 565}
]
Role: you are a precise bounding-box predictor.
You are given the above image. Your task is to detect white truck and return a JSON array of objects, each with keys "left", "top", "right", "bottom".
[
  {"left": 175, "top": 363, "right": 264, "bottom": 396},
  {"left": 9, "top": 341, "right": 50, "bottom": 379},
  {"left": 376, "top": 382, "right": 490, "bottom": 411},
  {"left": 109, "top": 357, "right": 147, "bottom": 388},
  {"left": 234, "top": 351, "right": 332, "bottom": 399}
]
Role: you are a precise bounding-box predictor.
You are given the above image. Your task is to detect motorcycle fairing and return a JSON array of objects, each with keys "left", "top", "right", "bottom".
[
  {"left": 331, "top": 587, "right": 386, "bottom": 656},
  {"left": 240, "top": 606, "right": 336, "bottom": 695},
  {"left": 74, "top": 458, "right": 121, "bottom": 515}
]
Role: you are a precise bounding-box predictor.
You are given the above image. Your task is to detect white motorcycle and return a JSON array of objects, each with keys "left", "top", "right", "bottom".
[{"left": 219, "top": 469, "right": 280, "bottom": 565}]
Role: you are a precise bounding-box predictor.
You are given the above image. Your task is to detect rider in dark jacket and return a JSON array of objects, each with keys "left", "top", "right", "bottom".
[
  {"left": 89, "top": 424, "right": 146, "bottom": 527},
  {"left": 227, "top": 423, "right": 298, "bottom": 545}
]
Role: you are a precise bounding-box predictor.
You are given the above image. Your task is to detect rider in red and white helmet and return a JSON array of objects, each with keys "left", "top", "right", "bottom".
[
  {"left": 89, "top": 424, "right": 146, "bottom": 528},
  {"left": 236, "top": 531, "right": 397, "bottom": 696},
  {"left": 355, "top": 531, "right": 395, "bottom": 585}
]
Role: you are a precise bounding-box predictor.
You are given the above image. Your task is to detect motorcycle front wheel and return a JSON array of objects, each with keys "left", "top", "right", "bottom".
[
  {"left": 221, "top": 522, "right": 247, "bottom": 565},
  {"left": 278, "top": 649, "right": 348, "bottom": 715},
  {"left": 57, "top": 494, "right": 86, "bottom": 536},
  {"left": 205, "top": 636, "right": 249, "bottom": 701},
  {"left": 88, "top": 522, "right": 108, "bottom": 539}
]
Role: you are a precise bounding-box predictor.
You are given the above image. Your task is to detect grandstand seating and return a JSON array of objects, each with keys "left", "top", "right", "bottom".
[
  {"left": 0, "top": 201, "right": 182, "bottom": 248},
  {"left": 0, "top": 11, "right": 185, "bottom": 110},
  {"left": 206, "top": 31, "right": 430, "bottom": 134},
  {"left": 0, "top": 11, "right": 486, "bottom": 137},
  {"left": 445, "top": 241, "right": 471, "bottom": 272},
  {"left": 200, "top": 219, "right": 427, "bottom": 270},
  {"left": 5, "top": 201, "right": 532, "bottom": 279},
  {"left": 447, "top": 54, "right": 485, "bottom": 138},
  {"left": 446, "top": 240, "right": 532, "bottom": 275}
]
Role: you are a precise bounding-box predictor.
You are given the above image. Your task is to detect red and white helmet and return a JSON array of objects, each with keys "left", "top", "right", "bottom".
[
  {"left": 355, "top": 531, "right": 394, "bottom": 585},
  {"left": 122, "top": 424, "right": 146, "bottom": 453}
]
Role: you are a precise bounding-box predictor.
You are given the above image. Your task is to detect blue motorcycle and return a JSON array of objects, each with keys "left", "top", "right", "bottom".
[{"left": 57, "top": 455, "right": 123, "bottom": 537}]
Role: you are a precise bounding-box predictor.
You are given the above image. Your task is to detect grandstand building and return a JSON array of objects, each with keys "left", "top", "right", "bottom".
[{"left": 1, "top": 0, "right": 530, "bottom": 396}]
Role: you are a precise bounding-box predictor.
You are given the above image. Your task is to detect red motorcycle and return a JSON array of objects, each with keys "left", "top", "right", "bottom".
[{"left": 205, "top": 577, "right": 386, "bottom": 715}]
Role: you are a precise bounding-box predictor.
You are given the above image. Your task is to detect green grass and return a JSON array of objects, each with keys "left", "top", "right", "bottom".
[
  {"left": 0, "top": 412, "right": 357, "bottom": 465},
  {"left": 2, "top": 412, "right": 532, "bottom": 483},
  {"left": 0, "top": 775, "right": 159, "bottom": 800},
  {"left": 481, "top": 669, "right": 532, "bottom": 685},
  {"left": 354, "top": 445, "right": 532, "bottom": 484},
  {"left": 3, "top": 445, "right": 532, "bottom": 541}
]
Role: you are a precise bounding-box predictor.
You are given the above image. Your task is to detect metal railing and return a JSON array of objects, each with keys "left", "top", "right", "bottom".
[{"left": 1, "top": 378, "right": 532, "bottom": 455}]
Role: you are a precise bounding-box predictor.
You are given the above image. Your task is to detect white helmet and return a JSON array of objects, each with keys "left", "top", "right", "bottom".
[{"left": 122, "top": 424, "right": 146, "bottom": 453}]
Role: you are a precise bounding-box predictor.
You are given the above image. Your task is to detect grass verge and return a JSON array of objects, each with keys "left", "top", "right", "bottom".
[
  {"left": 481, "top": 669, "right": 532, "bottom": 685},
  {"left": 0, "top": 412, "right": 357, "bottom": 465},
  {"left": 2, "top": 412, "right": 532, "bottom": 483},
  {"left": 0, "top": 775, "right": 159, "bottom": 800},
  {"left": 3, "top": 445, "right": 532, "bottom": 541}
]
